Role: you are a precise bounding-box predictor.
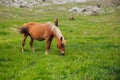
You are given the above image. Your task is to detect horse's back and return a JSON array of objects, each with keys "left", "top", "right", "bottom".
[{"left": 23, "top": 22, "right": 52, "bottom": 40}]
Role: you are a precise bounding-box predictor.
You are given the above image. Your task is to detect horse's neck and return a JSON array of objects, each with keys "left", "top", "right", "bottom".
[
  {"left": 53, "top": 26, "right": 63, "bottom": 40},
  {"left": 48, "top": 22, "right": 63, "bottom": 41}
]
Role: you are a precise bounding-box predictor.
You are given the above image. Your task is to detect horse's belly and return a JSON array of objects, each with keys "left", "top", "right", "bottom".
[
  {"left": 37, "top": 37, "right": 45, "bottom": 41},
  {"left": 31, "top": 34, "right": 46, "bottom": 41},
  {"left": 29, "top": 30, "right": 44, "bottom": 40}
]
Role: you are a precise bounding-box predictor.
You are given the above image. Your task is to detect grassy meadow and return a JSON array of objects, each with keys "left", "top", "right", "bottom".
[{"left": 0, "top": 2, "right": 120, "bottom": 80}]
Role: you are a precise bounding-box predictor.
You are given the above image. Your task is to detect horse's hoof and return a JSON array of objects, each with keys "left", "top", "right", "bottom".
[
  {"left": 45, "top": 52, "right": 48, "bottom": 55},
  {"left": 22, "top": 51, "right": 24, "bottom": 54}
]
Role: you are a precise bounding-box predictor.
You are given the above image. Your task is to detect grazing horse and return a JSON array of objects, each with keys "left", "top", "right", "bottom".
[
  {"left": 69, "top": 16, "right": 75, "bottom": 21},
  {"left": 18, "top": 22, "right": 66, "bottom": 55},
  {"left": 54, "top": 18, "right": 58, "bottom": 26}
]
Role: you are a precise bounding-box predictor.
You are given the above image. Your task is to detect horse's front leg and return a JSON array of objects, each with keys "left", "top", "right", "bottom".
[
  {"left": 45, "top": 37, "right": 53, "bottom": 55},
  {"left": 30, "top": 37, "right": 34, "bottom": 53},
  {"left": 22, "top": 34, "right": 28, "bottom": 53}
]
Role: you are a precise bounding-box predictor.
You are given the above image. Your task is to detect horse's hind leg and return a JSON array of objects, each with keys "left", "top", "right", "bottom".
[
  {"left": 22, "top": 34, "right": 28, "bottom": 53},
  {"left": 30, "top": 37, "right": 34, "bottom": 52}
]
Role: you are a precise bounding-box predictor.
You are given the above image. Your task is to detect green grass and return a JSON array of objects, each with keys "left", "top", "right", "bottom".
[{"left": 0, "top": 3, "right": 120, "bottom": 80}]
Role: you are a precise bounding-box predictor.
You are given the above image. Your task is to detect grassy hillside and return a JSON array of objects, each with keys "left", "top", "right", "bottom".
[{"left": 0, "top": 2, "right": 120, "bottom": 80}]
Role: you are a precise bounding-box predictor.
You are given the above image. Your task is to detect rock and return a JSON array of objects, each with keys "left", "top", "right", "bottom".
[
  {"left": 69, "top": 5, "right": 103, "bottom": 15},
  {"left": 0, "top": 0, "right": 91, "bottom": 8},
  {"left": 0, "top": 0, "right": 43, "bottom": 8},
  {"left": 52, "top": 0, "right": 90, "bottom": 4}
]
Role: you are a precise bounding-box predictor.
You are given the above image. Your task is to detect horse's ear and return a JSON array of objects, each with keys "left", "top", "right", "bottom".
[{"left": 60, "top": 37, "right": 62, "bottom": 41}]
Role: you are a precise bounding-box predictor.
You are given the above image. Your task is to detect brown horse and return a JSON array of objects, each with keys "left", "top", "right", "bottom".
[
  {"left": 18, "top": 22, "right": 66, "bottom": 55},
  {"left": 54, "top": 18, "right": 58, "bottom": 26},
  {"left": 69, "top": 16, "right": 75, "bottom": 21}
]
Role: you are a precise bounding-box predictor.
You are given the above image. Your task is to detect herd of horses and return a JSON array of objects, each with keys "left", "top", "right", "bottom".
[
  {"left": 54, "top": 16, "right": 75, "bottom": 26},
  {"left": 18, "top": 16, "right": 75, "bottom": 55}
]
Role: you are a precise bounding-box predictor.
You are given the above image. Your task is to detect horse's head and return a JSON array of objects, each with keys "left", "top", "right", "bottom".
[{"left": 57, "top": 37, "right": 66, "bottom": 55}]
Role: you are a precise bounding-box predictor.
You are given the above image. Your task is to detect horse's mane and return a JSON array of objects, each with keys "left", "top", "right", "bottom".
[{"left": 47, "top": 22, "right": 65, "bottom": 43}]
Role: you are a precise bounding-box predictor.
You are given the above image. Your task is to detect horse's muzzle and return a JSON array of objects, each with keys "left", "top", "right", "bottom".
[{"left": 61, "top": 53, "right": 65, "bottom": 56}]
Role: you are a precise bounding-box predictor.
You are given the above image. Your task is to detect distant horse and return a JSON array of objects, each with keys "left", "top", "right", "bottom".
[
  {"left": 54, "top": 18, "right": 58, "bottom": 26},
  {"left": 69, "top": 16, "right": 75, "bottom": 21},
  {"left": 18, "top": 22, "right": 66, "bottom": 55}
]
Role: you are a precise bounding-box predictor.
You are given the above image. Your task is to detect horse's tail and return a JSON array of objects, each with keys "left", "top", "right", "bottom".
[{"left": 18, "top": 27, "right": 29, "bottom": 34}]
